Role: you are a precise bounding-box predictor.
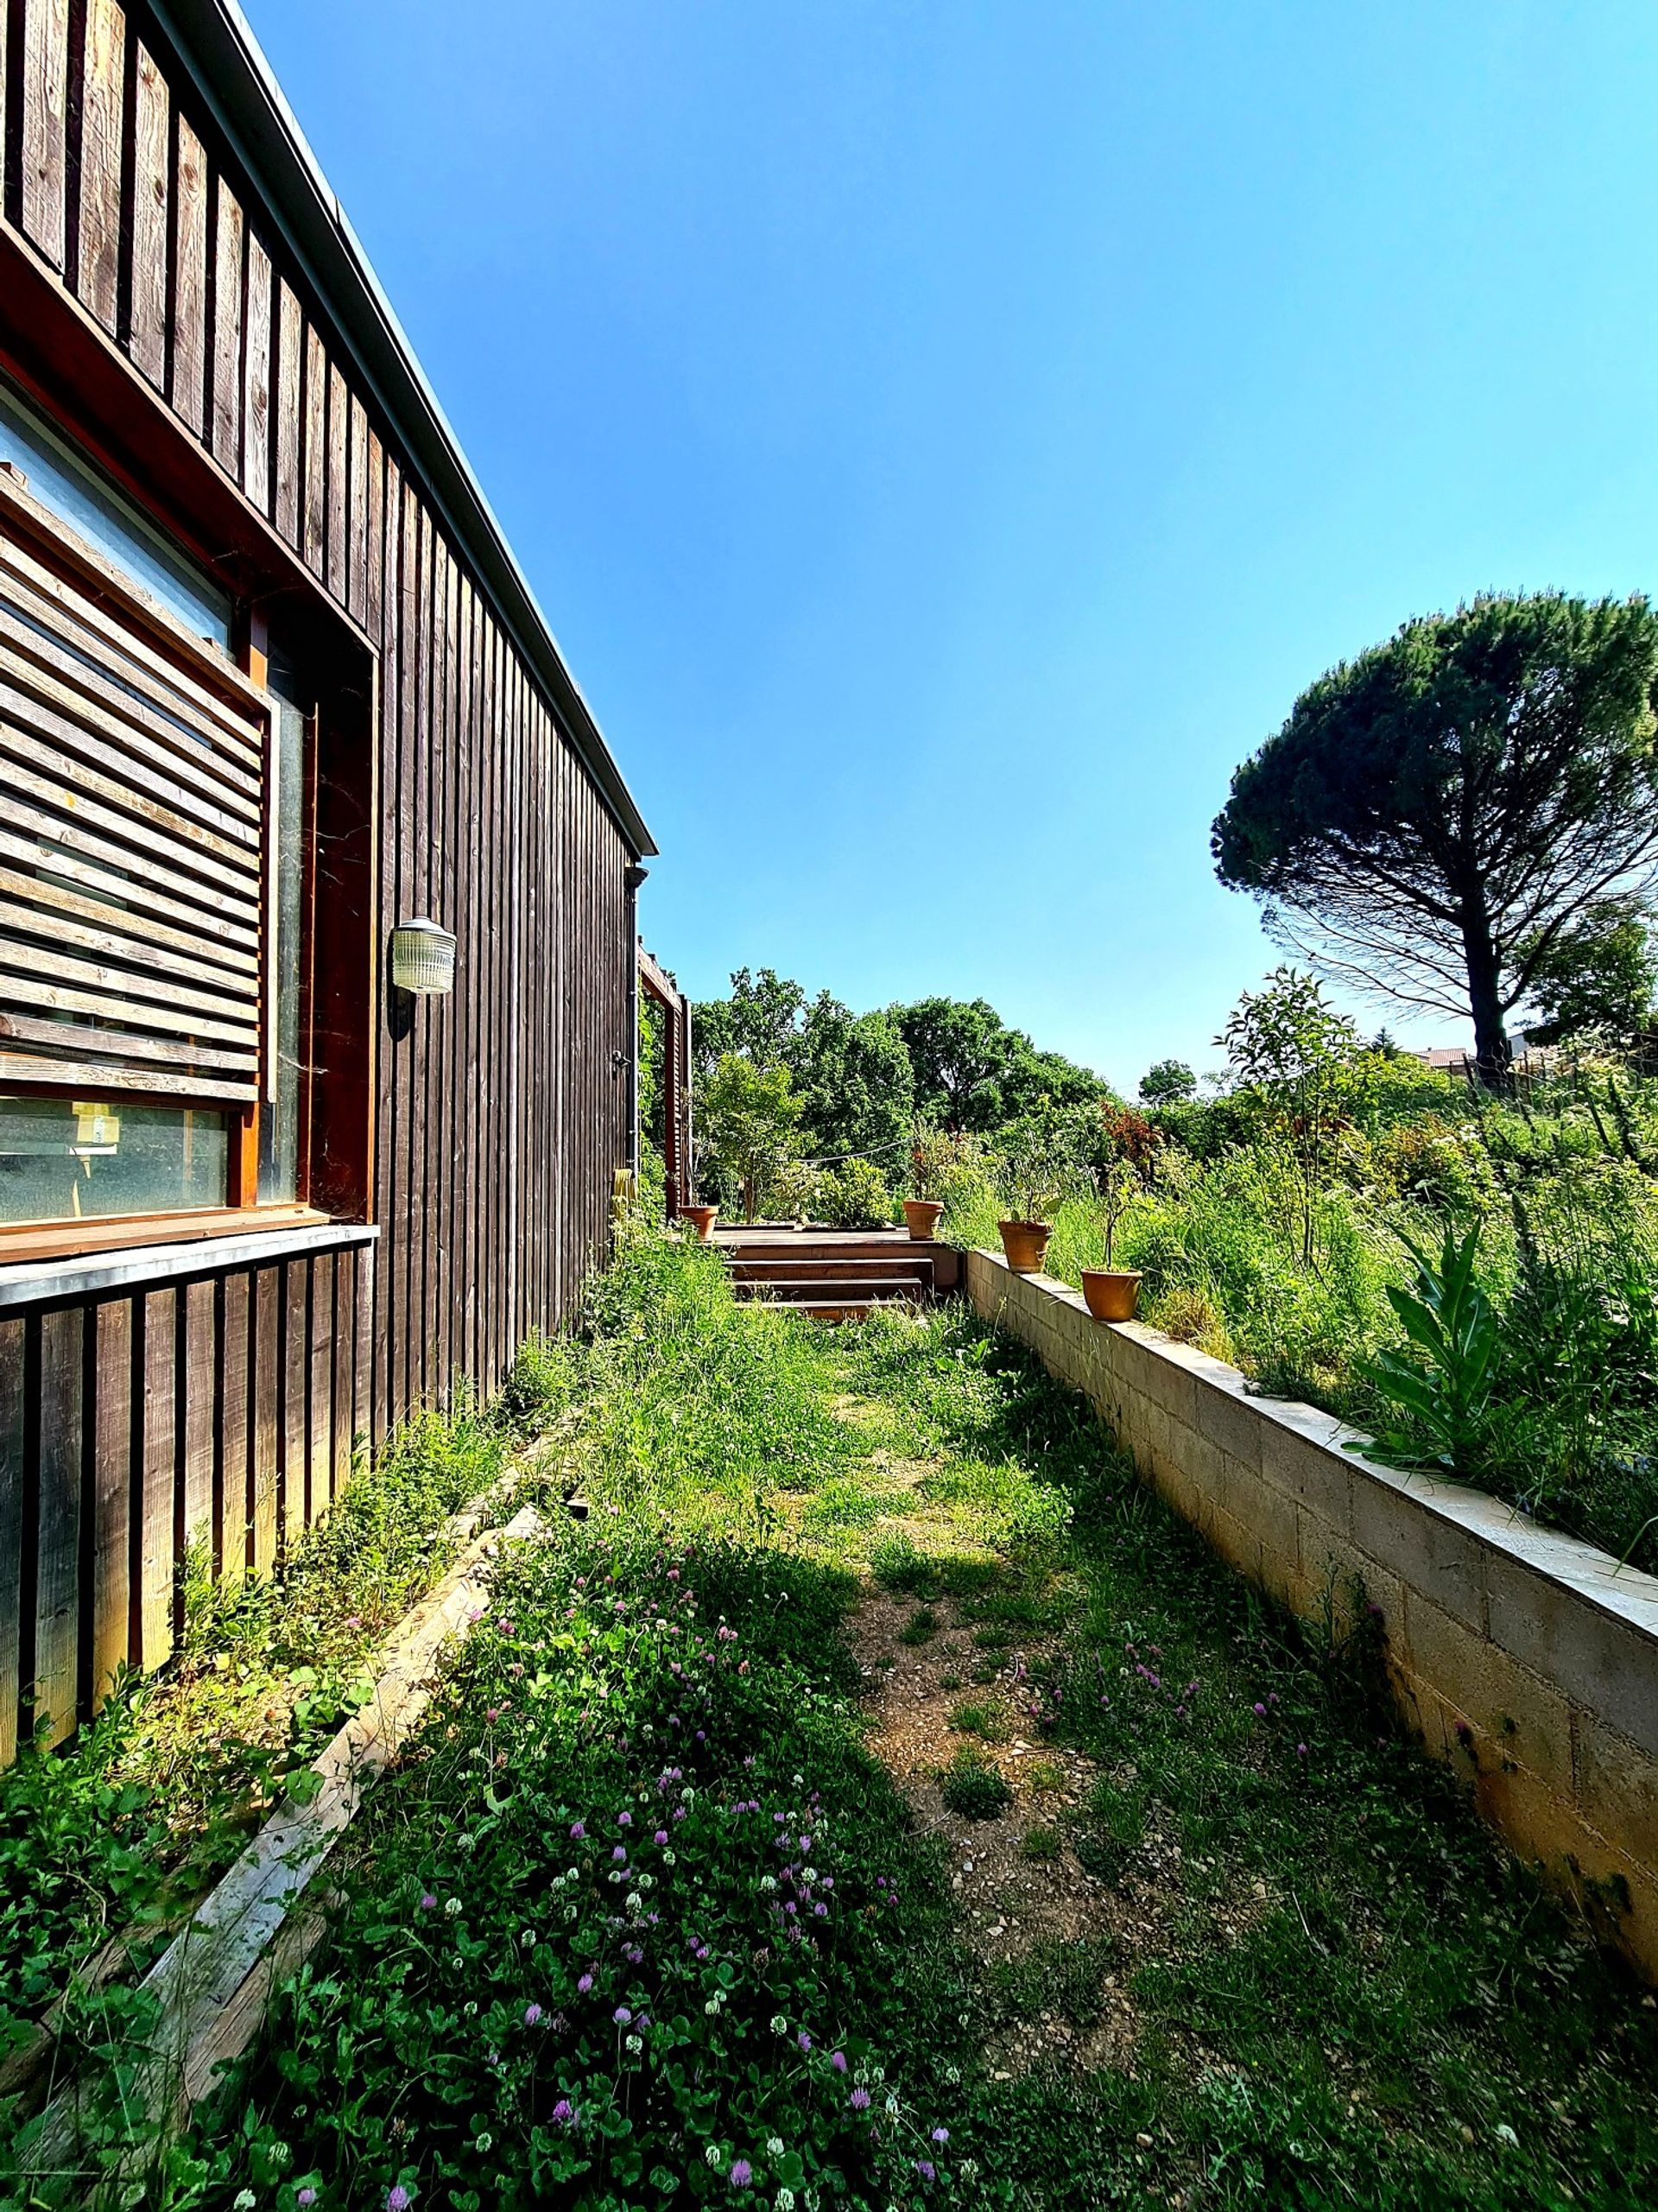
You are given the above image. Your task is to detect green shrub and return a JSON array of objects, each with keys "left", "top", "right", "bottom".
[{"left": 817, "top": 1156, "right": 895, "bottom": 1227}]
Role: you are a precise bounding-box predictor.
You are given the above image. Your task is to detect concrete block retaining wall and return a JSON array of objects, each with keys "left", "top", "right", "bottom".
[{"left": 965, "top": 1246, "right": 1658, "bottom": 1980}]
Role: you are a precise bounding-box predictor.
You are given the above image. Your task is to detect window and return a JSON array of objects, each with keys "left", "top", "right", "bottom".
[{"left": 0, "top": 395, "right": 314, "bottom": 1248}]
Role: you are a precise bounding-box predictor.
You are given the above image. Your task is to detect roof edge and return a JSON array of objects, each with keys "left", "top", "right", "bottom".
[{"left": 148, "top": 0, "right": 657, "bottom": 859}]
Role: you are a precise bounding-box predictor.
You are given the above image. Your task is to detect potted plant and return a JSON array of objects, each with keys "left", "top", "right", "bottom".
[
  {"left": 901, "top": 1124, "right": 946, "bottom": 1240},
  {"left": 996, "top": 1114, "right": 1065, "bottom": 1274},
  {"left": 680, "top": 1201, "right": 718, "bottom": 1243},
  {"left": 1080, "top": 1156, "right": 1140, "bottom": 1321}
]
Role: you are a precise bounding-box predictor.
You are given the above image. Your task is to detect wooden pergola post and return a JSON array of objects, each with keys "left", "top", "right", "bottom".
[{"left": 637, "top": 944, "right": 691, "bottom": 1219}]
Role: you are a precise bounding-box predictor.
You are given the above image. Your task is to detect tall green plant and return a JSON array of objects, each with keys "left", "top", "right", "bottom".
[{"left": 1357, "top": 1223, "right": 1497, "bottom": 1476}]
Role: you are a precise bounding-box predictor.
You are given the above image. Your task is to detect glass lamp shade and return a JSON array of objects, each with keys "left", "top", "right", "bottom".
[{"left": 389, "top": 917, "right": 457, "bottom": 996}]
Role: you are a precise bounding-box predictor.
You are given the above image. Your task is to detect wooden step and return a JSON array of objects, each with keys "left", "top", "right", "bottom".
[
  {"left": 725, "top": 1255, "right": 936, "bottom": 1286},
  {"left": 735, "top": 1274, "right": 927, "bottom": 1305}
]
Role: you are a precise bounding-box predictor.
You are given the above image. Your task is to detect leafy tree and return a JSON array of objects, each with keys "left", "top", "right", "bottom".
[
  {"left": 1522, "top": 899, "right": 1656, "bottom": 1049},
  {"left": 1139, "top": 1058, "right": 1197, "bottom": 1106},
  {"left": 692, "top": 968, "right": 807, "bottom": 1081},
  {"left": 891, "top": 997, "right": 1105, "bottom": 1132},
  {"left": 697, "top": 1055, "right": 801, "bottom": 1223},
  {"left": 794, "top": 996, "right": 914, "bottom": 1162},
  {"left": 1219, "top": 967, "right": 1362, "bottom": 1264},
  {"left": 1212, "top": 592, "right": 1658, "bottom": 1084}
]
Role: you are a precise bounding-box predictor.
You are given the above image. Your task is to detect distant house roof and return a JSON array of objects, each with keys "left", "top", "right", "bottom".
[{"left": 156, "top": 0, "right": 656, "bottom": 859}]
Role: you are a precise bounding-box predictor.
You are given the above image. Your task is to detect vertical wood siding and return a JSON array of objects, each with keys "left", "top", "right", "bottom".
[{"left": 0, "top": 0, "right": 637, "bottom": 1752}]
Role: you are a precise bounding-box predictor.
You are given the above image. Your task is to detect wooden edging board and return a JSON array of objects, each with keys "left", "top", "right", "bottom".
[{"left": 24, "top": 1503, "right": 546, "bottom": 2185}]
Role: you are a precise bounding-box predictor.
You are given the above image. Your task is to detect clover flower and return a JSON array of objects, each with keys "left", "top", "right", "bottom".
[
  {"left": 766, "top": 2135, "right": 785, "bottom": 2157},
  {"left": 570, "top": 1822, "right": 586, "bottom": 1840},
  {"left": 387, "top": 2192, "right": 411, "bottom": 2212},
  {"left": 577, "top": 1973, "right": 593, "bottom": 1993},
  {"left": 614, "top": 2006, "right": 632, "bottom": 2025},
  {"left": 523, "top": 2004, "right": 542, "bottom": 2026},
  {"left": 730, "top": 2159, "right": 753, "bottom": 2187},
  {"left": 932, "top": 2126, "right": 949, "bottom": 2144},
  {"left": 770, "top": 2014, "right": 789, "bottom": 2035},
  {"left": 831, "top": 2050, "right": 847, "bottom": 2073},
  {"left": 706, "top": 2145, "right": 725, "bottom": 2169},
  {"left": 298, "top": 2195, "right": 317, "bottom": 2209},
  {"left": 418, "top": 1892, "right": 436, "bottom": 1911},
  {"left": 552, "top": 2098, "right": 575, "bottom": 2126},
  {"left": 851, "top": 2088, "right": 870, "bottom": 2111}
]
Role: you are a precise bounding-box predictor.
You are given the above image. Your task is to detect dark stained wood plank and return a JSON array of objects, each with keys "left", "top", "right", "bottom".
[
  {"left": 308, "top": 1252, "right": 332, "bottom": 1515},
  {"left": 249, "top": 1269, "right": 278, "bottom": 1575},
  {"left": 242, "top": 233, "right": 273, "bottom": 510},
  {"left": 353, "top": 1240, "right": 371, "bottom": 1442},
  {"left": 362, "top": 427, "right": 384, "bottom": 643},
  {"left": 217, "top": 1271, "right": 248, "bottom": 1586},
  {"left": 170, "top": 111, "right": 210, "bottom": 436},
  {"left": 281, "top": 1261, "right": 307, "bottom": 1553},
  {"left": 75, "top": 0, "right": 125, "bottom": 331},
  {"left": 32, "top": 1309, "right": 80, "bottom": 1746},
  {"left": 180, "top": 1277, "right": 215, "bottom": 1570},
  {"left": 325, "top": 359, "right": 348, "bottom": 604},
  {"left": 346, "top": 394, "right": 369, "bottom": 627},
  {"left": 332, "top": 1246, "right": 354, "bottom": 1496},
  {"left": 210, "top": 178, "right": 244, "bottom": 477},
  {"left": 127, "top": 40, "right": 170, "bottom": 386},
  {"left": 138, "top": 1288, "right": 176, "bottom": 1670},
  {"left": 0, "top": 1320, "right": 23, "bottom": 1765},
  {"left": 273, "top": 278, "right": 302, "bottom": 544},
  {"left": 301, "top": 322, "right": 326, "bottom": 576},
  {"left": 20, "top": 0, "right": 71, "bottom": 269},
  {"left": 89, "top": 1296, "right": 131, "bottom": 1710}
]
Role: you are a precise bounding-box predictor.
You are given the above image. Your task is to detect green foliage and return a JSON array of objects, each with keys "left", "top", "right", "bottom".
[
  {"left": 1139, "top": 1057, "right": 1197, "bottom": 1105},
  {"left": 1214, "top": 590, "right": 1658, "bottom": 1076},
  {"left": 1359, "top": 1224, "right": 1500, "bottom": 1476},
  {"left": 697, "top": 1052, "right": 803, "bottom": 1222},
  {"left": 816, "top": 1156, "right": 894, "bottom": 1228},
  {"left": 940, "top": 1748, "right": 1014, "bottom": 1820},
  {"left": 1523, "top": 897, "right": 1658, "bottom": 1049},
  {"left": 891, "top": 997, "right": 1106, "bottom": 1134},
  {"left": 796, "top": 999, "right": 914, "bottom": 1162}
]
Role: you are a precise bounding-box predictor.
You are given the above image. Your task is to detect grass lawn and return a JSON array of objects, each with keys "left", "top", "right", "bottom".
[{"left": 16, "top": 1227, "right": 1658, "bottom": 2210}]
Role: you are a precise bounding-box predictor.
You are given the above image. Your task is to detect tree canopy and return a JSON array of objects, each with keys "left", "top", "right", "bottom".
[
  {"left": 889, "top": 996, "right": 1106, "bottom": 1132},
  {"left": 1212, "top": 592, "right": 1658, "bottom": 1081}
]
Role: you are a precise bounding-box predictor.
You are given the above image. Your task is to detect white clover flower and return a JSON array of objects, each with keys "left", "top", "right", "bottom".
[
  {"left": 960, "top": 2159, "right": 980, "bottom": 2182},
  {"left": 705, "top": 1998, "right": 720, "bottom": 2016},
  {"left": 234, "top": 2194, "right": 256, "bottom": 2211},
  {"left": 853, "top": 2067, "right": 869, "bottom": 2087},
  {"left": 775, "top": 2191, "right": 795, "bottom": 2212},
  {"left": 476, "top": 2131, "right": 494, "bottom": 2152},
  {"left": 760, "top": 1875, "right": 777, "bottom": 1892},
  {"left": 706, "top": 2145, "right": 725, "bottom": 2169},
  {"left": 566, "top": 1867, "right": 579, "bottom": 1884},
  {"left": 625, "top": 1892, "right": 642, "bottom": 1912},
  {"left": 872, "top": 2065, "right": 885, "bottom": 2084},
  {"left": 770, "top": 2016, "right": 788, "bottom": 2037},
  {"left": 792, "top": 1772, "right": 803, "bottom": 1785},
  {"left": 444, "top": 1896, "right": 463, "bottom": 1917},
  {"left": 802, "top": 1868, "right": 817, "bottom": 1884},
  {"left": 626, "top": 2033, "right": 642, "bottom": 2053},
  {"left": 884, "top": 2094, "right": 900, "bottom": 2118},
  {"left": 639, "top": 1873, "right": 655, "bottom": 1890},
  {"left": 563, "top": 1904, "right": 577, "bottom": 1922},
  {"left": 521, "top": 1929, "right": 537, "bottom": 1949},
  {"left": 664, "top": 1850, "right": 676, "bottom": 1867}
]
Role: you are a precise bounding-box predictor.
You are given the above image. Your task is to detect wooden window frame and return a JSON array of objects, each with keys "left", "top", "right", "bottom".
[{"left": 0, "top": 453, "right": 338, "bottom": 1264}]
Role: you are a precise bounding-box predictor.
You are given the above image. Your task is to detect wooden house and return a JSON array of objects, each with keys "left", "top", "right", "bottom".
[{"left": 0, "top": 0, "right": 658, "bottom": 1758}]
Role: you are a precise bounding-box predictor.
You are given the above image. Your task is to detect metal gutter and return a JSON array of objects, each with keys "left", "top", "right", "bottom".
[{"left": 145, "top": 0, "right": 657, "bottom": 860}]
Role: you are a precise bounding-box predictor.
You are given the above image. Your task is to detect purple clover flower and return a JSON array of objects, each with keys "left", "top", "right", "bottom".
[
  {"left": 831, "top": 2050, "right": 847, "bottom": 2073},
  {"left": 730, "top": 2158, "right": 753, "bottom": 2186},
  {"left": 851, "top": 2087, "right": 870, "bottom": 2111},
  {"left": 524, "top": 2003, "right": 542, "bottom": 2026},
  {"left": 552, "top": 2098, "right": 575, "bottom": 2126}
]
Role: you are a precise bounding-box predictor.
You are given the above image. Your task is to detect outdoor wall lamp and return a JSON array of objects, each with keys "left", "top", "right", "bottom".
[{"left": 389, "top": 917, "right": 457, "bottom": 997}]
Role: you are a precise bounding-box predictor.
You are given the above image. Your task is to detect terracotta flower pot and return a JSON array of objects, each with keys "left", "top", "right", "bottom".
[
  {"left": 902, "top": 1198, "right": 945, "bottom": 1241},
  {"left": 1081, "top": 1268, "right": 1142, "bottom": 1322},
  {"left": 997, "top": 1219, "right": 1053, "bottom": 1274},
  {"left": 680, "top": 1204, "right": 718, "bottom": 1243}
]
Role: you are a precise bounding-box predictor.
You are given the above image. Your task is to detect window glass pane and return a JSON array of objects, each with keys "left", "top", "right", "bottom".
[
  {"left": 0, "top": 1096, "right": 229, "bottom": 1222},
  {"left": 258, "top": 670, "right": 307, "bottom": 1203},
  {"left": 0, "top": 378, "right": 231, "bottom": 649}
]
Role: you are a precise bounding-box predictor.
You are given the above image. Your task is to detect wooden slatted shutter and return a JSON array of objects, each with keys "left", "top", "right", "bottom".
[{"left": 0, "top": 479, "right": 269, "bottom": 1106}]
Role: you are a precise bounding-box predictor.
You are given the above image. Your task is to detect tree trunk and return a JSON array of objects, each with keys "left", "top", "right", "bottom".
[{"left": 1462, "top": 918, "right": 1513, "bottom": 1091}]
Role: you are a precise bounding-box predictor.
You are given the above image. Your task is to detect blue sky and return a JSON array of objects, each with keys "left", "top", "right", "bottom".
[{"left": 249, "top": 0, "right": 1658, "bottom": 1093}]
